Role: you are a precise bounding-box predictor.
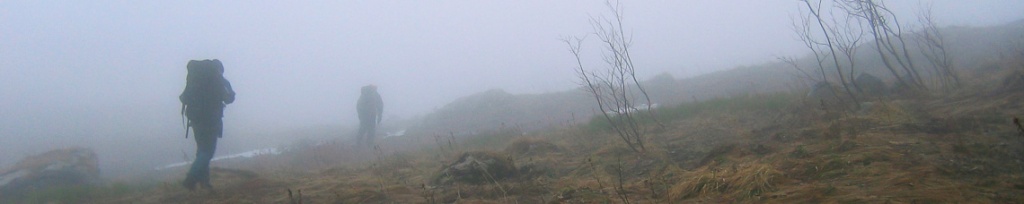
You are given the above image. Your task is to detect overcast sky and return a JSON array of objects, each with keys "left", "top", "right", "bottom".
[{"left": 1, "top": 1, "right": 1022, "bottom": 174}]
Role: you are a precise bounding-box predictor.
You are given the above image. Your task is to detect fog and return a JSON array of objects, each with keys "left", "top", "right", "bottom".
[{"left": 2, "top": 1, "right": 1022, "bottom": 177}]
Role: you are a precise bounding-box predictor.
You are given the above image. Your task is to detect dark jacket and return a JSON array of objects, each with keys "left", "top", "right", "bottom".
[{"left": 357, "top": 86, "right": 383, "bottom": 124}]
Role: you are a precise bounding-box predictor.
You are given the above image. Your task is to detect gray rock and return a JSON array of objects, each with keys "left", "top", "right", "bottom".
[
  {"left": 807, "top": 81, "right": 838, "bottom": 99},
  {"left": 0, "top": 148, "right": 99, "bottom": 197},
  {"left": 854, "top": 73, "right": 888, "bottom": 96},
  {"left": 432, "top": 151, "right": 516, "bottom": 185}
]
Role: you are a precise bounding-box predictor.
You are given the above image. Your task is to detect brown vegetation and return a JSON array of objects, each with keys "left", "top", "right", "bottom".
[{"left": 64, "top": 62, "right": 1023, "bottom": 203}]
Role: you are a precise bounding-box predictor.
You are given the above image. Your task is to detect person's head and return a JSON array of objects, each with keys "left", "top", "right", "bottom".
[
  {"left": 362, "top": 84, "right": 377, "bottom": 94},
  {"left": 186, "top": 59, "right": 224, "bottom": 76},
  {"left": 211, "top": 59, "right": 224, "bottom": 73}
]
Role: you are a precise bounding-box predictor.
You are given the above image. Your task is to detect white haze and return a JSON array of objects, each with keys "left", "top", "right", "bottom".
[{"left": 1, "top": 1, "right": 1021, "bottom": 177}]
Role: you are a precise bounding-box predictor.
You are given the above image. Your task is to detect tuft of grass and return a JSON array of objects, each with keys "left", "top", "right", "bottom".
[
  {"left": 864, "top": 100, "right": 919, "bottom": 125},
  {"left": 458, "top": 127, "right": 524, "bottom": 151},
  {"left": 11, "top": 182, "right": 154, "bottom": 204},
  {"left": 504, "top": 137, "right": 562, "bottom": 156},
  {"left": 657, "top": 93, "right": 794, "bottom": 122},
  {"left": 789, "top": 145, "right": 809, "bottom": 158},
  {"left": 668, "top": 163, "right": 782, "bottom": 201},
  {"left": 332, "top": 188, "right": 389, "bottom": 203},
  {"left": 22, "top": 185, "right": 96, "bottom": 203}
]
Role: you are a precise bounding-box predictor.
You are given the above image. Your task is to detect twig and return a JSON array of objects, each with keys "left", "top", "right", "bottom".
[
  {"left": 1014, "top": 117, "right": 1024, "bottom": 138},
  {"left": 287, "top": 188, "right": 303, "bottom": 204},
  {"left": 614, "top": 156, "right": 630, "bottom": 204},
  {"left": 476, "top": 160, "right": 511, "bottom": 203},
  {"left": 420, "top": 184, "right": 436, "bottom": 204},
  {"left": 372, "top": 145, "right": 388, "bottom": 195},
  {"left": 587, "top": 157, "right": 605, "bottom": 189}
]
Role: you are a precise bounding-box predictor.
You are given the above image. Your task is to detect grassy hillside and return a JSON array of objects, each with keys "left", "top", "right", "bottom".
[
  {"left": 8, "top": 49, "right": 1016, "bottom": 203},
  {"left": 30, "top": 57, "right": 1017, "bottom": 203},
  {"left": 6, "top": 20, "right": 1024, "bottom": 204},
  {"left": 411, "top": 89, "right": 595, "bottom": 137},
  {"left": 408, "top": 20, "right": 1024, "bottom": 139}
]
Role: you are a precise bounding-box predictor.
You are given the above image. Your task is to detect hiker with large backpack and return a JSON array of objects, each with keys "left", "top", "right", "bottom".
[
  {"left": 179, "top": 59, "right": 235, "bottom": 191},
  {"left": 356, "top": 85, "right": 383, "bottom": 146}
]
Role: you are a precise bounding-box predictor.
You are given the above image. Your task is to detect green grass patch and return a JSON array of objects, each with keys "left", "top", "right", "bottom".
[
  {"left": 584, "top": 92, "right": 796, "bottom": 132},
  {"left": 457, "top": 128, "right": 525, "bottom": 150},
  {"left": 657, "top": 93, "right": 794, "bottom": 121}
]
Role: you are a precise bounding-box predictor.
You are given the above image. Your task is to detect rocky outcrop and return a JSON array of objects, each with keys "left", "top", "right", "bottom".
[
  {"left": 0, "top": 147, "right": 100, "bottom": 197},
  {"left": 431, "top": 151, "right": 517, "bottom": 185}
]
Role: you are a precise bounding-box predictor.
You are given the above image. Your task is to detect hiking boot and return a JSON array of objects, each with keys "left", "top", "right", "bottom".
[
  {"left": 181, "top": 179, "right": 197, "bottom": 191},
  {"left": 200, "top": 182, "right": 213, "bottom": 190},
  {"left": 200, "top": 182, "right": 217, "bottom": 194}
]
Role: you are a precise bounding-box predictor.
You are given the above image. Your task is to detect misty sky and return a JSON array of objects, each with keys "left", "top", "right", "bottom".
[{"left": 2, "top": 1, "right": 1022, "bottom": 174}]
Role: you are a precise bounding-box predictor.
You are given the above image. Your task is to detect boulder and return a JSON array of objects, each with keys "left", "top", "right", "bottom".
[
  {"left": 854, "top": 73, "right": 888, "bottom": 96},
  {"left": 0, "top": 147, "right": 99, "bottom": 197},
  {"left": 807, "top": 81, "right": 838, "bottom": 99},
  {"left": 888, "top": 75, "right": 920, "bottom": 96},
  {"left": 431, "top": 151, "right": 516, "bottom": 185}
]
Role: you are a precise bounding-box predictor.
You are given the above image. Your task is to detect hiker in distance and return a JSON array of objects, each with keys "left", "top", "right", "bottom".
[
  {"left": 356, "top": 84, "right": 383, "bottom": 146},
  {"left": 179, "top": 59, "right": 235, "bottom": 191}
]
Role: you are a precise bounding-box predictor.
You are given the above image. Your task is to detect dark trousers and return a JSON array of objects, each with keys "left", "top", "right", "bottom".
[
  {"left": 357, "top": 117, "right": 377, "bottom": 146},
  {"left": 185, "top": 118, "right": 221, "bottom": 187}
]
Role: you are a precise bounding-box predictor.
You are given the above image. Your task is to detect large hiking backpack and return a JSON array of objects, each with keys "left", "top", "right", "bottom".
[{"left": 180, "top": 59, "right": 233, "bottom": 137}]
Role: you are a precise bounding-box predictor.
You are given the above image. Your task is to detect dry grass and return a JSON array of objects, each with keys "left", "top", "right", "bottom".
[
  {"left": 74, "top": 63, "right": 1024, "bottom": 203},
  {"left": 504, "top": 137, "right": 563, "bottom": 156},
  {"left": 667, "top": 162, "right": 782, "bottom": 201}
]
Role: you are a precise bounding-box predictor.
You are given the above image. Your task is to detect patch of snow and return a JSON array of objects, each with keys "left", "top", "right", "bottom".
[
  {"left": 385, "top": 129, "right": 407, "bottom": 138},
  {"left": 605, "top": 103, "right": 660, "bottom": 116},
  {"left": 0, "top": 169, "right": 30, "bottom": 186},
  {"left": 154, "top": 147, "right": 281, "bottom": 170},
  {"left": 211, "top": 148, "right": 281, "bottom": 161}
]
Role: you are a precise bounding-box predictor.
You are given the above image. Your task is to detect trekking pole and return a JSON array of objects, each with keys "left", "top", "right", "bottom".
[{"left": 182, "top": 103, "right": 190, "bottom": 138}]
